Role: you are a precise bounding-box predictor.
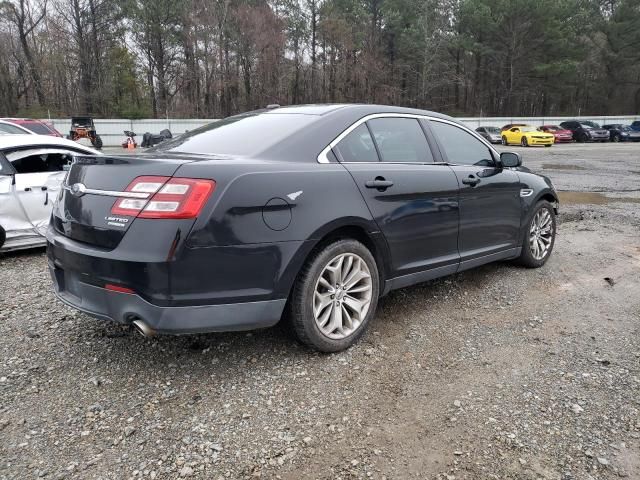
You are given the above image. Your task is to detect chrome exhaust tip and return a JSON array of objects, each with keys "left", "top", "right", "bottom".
[{"left": 132, "top": 319, "right": 156, "bottom": 338}]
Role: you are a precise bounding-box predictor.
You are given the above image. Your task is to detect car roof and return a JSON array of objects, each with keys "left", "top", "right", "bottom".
[
  {"left": 0, "top": 119, "right": 34, "bottom": 132},
  {"left": 0, "top": 134, "right": 101, "bottom": 154},
  {"left": 1, "top": 118, "right": 44, "bottom": 123},
  {"left": 260, "top": 103, "right": 455, "bottom": 120}
]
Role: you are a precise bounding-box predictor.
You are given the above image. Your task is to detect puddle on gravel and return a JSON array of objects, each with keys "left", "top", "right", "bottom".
[
  {"left": 558, "top": 191, "right": 640, "bottom": 205},
  {"left": 542, "top": 163, "right": 586, "bottom": 170}
]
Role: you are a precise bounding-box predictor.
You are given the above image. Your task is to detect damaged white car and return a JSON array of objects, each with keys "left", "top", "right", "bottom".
[{"left": 0, "top": 135, "right": 100, "bottom": 252}]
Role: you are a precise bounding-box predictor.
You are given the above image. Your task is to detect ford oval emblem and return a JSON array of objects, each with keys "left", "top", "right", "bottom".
[{"left": 70, "top": 183, "right": 87, "bottom": 198}]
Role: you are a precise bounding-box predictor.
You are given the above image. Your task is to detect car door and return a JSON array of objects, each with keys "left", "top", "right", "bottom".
[
  {"left": 426, "top": 119, "right": 522, "bottom": 268},
  {"left": 505, "top": 127, "right": 521, "bottom": 145},
  {"left": 6, "top": 148, "right": 78, "bottom": 236},
  {"left": 333, "top": 116, "right": 460, "bottom": 286}
]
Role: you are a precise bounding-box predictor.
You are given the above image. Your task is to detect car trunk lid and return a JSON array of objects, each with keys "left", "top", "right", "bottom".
[{"left": 53, "top": 155, "right": 195, "bottom": 249}]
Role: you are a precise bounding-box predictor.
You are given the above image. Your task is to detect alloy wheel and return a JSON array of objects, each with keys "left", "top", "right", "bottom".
[
  {"left": 529, "top": 208, "right": 554, "bottom": 260},
  {"left": 313, "top": 253, "right": 373, "bottom": 340}
]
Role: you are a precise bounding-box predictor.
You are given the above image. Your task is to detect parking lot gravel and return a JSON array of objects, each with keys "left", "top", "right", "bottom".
[{"left": 1, "top": 143, "right": 639, "bottom": 480}]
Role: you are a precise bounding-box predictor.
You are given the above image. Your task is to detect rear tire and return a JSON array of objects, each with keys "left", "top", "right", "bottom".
[
  {"left": 516, "top": 201, "right": 556, "bottom": 268},
  {"left": 288, "top": 239, "right": 379, "bottom": 352}
]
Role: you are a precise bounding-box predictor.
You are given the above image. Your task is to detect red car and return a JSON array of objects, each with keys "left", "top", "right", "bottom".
[
  {"left": 539, "top": 125, "right": 573, "bottom": 143},
  {"left": 0, "top": 118, "right": 63, "bottom": 137}
]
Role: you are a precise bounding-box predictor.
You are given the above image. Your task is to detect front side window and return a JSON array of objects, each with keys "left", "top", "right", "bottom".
[
  {"left": 430, "top": 121, "right": 495, "bottom": 167},
  {"left": 333, "top": 124, "right": 378, "bottom": 163},
  {"left": 367, "top": 118, "right": 433, "bottom": 163}
]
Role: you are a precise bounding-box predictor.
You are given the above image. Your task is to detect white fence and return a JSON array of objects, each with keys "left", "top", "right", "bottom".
[{"left": 44, "top": 115, "right": 640, "bottom": 147}]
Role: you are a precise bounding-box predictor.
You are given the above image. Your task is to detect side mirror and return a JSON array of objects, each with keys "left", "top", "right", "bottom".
[{"left": 500, "top": 152, "right": 521, "bottom": 168}]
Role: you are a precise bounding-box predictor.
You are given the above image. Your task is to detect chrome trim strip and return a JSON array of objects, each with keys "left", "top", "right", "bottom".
[
  {"left": 63, "top": 185, "right": 150, "bottom": 199},
  {"left": 317, "top": 113, "right": 499, "bottom": 164}
]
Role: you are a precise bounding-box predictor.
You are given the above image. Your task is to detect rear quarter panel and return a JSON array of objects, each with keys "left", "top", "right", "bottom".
[{"left": 167, "top": 160, "right": 382, "bottom": 304}]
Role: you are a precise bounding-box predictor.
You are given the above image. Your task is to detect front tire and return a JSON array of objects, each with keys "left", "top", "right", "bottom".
[
  {"left": 521, "top": 136, "right": 528, "bottom": 147},
  {"left": 502, "top": 136, "right": 508, "bottom": 145},
  {"left": 289, "top": 239, "right": 379, "bottom": 352},
  {"left": 516, "top": 201, "right": 556, "bottom": 268}
]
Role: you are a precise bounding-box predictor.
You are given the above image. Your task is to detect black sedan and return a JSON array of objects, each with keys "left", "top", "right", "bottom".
[
  {"left": 47, "top": 104, "right": 559, "bottom": 352},
  {"left": 602, "top": 124, "right": 640, "bottom": 142}
]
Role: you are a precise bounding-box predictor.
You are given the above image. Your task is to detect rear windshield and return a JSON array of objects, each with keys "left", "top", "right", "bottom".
[
  {"left": 150, "top": 113, "right": 316, "bottom": 156},
  {"left": 23, "top": 122, "right": 54, "bottom": 135},
  {"left": 580, "top": 121, "right": 600, "bottom": 128}
]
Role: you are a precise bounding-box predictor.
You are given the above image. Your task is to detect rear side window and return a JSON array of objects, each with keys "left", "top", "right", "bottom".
[
  {"left": 367, "top": 118, "right": 433, "bottom": 163},
  {"left": 334, "top": 124, "right": 378, "bottom": 163},
  {"left": 430, "top": 121, "right": 495, "bottom": 166},
  {"left": 22, "top": 122, "right": 53, "bottom": 135}
]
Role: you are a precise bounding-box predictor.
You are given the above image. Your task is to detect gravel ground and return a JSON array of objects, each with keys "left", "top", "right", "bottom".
[{"left": 1, "top": 143, "right": 639, "bottom": 480}]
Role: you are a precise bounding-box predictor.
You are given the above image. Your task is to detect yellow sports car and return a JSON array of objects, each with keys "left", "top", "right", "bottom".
[{"left": 501, "top": 125, "right": 554, "bottom": 147}]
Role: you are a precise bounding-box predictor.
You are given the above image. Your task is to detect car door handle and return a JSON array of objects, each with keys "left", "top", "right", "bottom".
[
  {"left": 461, "top": 175, "right": 481, "bottom": 187},
  {"left": 365, "top": 178, "right": 394, "bottom": 190}
]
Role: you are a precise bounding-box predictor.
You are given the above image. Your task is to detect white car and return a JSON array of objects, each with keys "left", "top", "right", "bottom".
[
  {"left": 0, "top": 135, "right": 101, "bottom": 252},
  {"left": 0, "top": 120, "right": 35, "bottom": 135}
]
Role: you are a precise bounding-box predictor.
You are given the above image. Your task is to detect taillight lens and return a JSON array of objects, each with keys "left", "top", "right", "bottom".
[{"left": 111, "top": 176, "right": 215, "bottom": 219}]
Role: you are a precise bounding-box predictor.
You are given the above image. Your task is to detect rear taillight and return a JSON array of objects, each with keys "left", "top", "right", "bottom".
[{"left": 111, "top": 176, "right": 215, "bottom": 219}]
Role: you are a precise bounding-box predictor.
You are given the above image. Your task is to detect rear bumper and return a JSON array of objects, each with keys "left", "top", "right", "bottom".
[
  {"left": 48, "top": 261, "right": 286, "bottom": 334},
  {"left": 46, "top": 223, "right": 298, "bottom": 333}
]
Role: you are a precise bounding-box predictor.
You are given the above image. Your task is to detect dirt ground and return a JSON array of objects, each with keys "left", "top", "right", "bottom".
[{"left": 1, "top": 143, "right": 639, "bottom": 480}]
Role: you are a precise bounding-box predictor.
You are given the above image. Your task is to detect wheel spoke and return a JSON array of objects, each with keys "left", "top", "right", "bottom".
[
  {"left": 341, "top": 305, "right": 353, "bottom": 330},
  {"left": 325, "top": 256, "right": 344, "bottom": 286},
  {"left": 314, "top": 292, "right": 333, "bottom": 318},
  {"left": 327, "top": 300, "right": 343, "bottom": 335},
  {"left": 343, "top": 295, "right": 364, "bottom": 319},
  {"left": 344, "top": 268, "right": 370, "bottom": 291},
  {"left": 318, "top": 276, "right": 334, "bottom": 292},
  {"left": 317, "top": 301, "right": 333, "bottom": 328}
]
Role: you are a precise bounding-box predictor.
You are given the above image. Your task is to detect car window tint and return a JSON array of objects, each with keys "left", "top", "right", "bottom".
[
  {"left": 0, "top": 123, "right": 26, "bottom": 134},
  {"left": 23, "top": 122, "right": 53, "bottom": 135},
  {"left": 150, "top": 113, "right": 315, "bottom": 156},
  {"left": 334, "top": 124, "right": 379, "bottom": 163},
  {"left": 430, "top": 121, "right": 495, "bottom": 166},
  {"left": 367, "top": 118, "right": 433, "bottom": 163}
]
